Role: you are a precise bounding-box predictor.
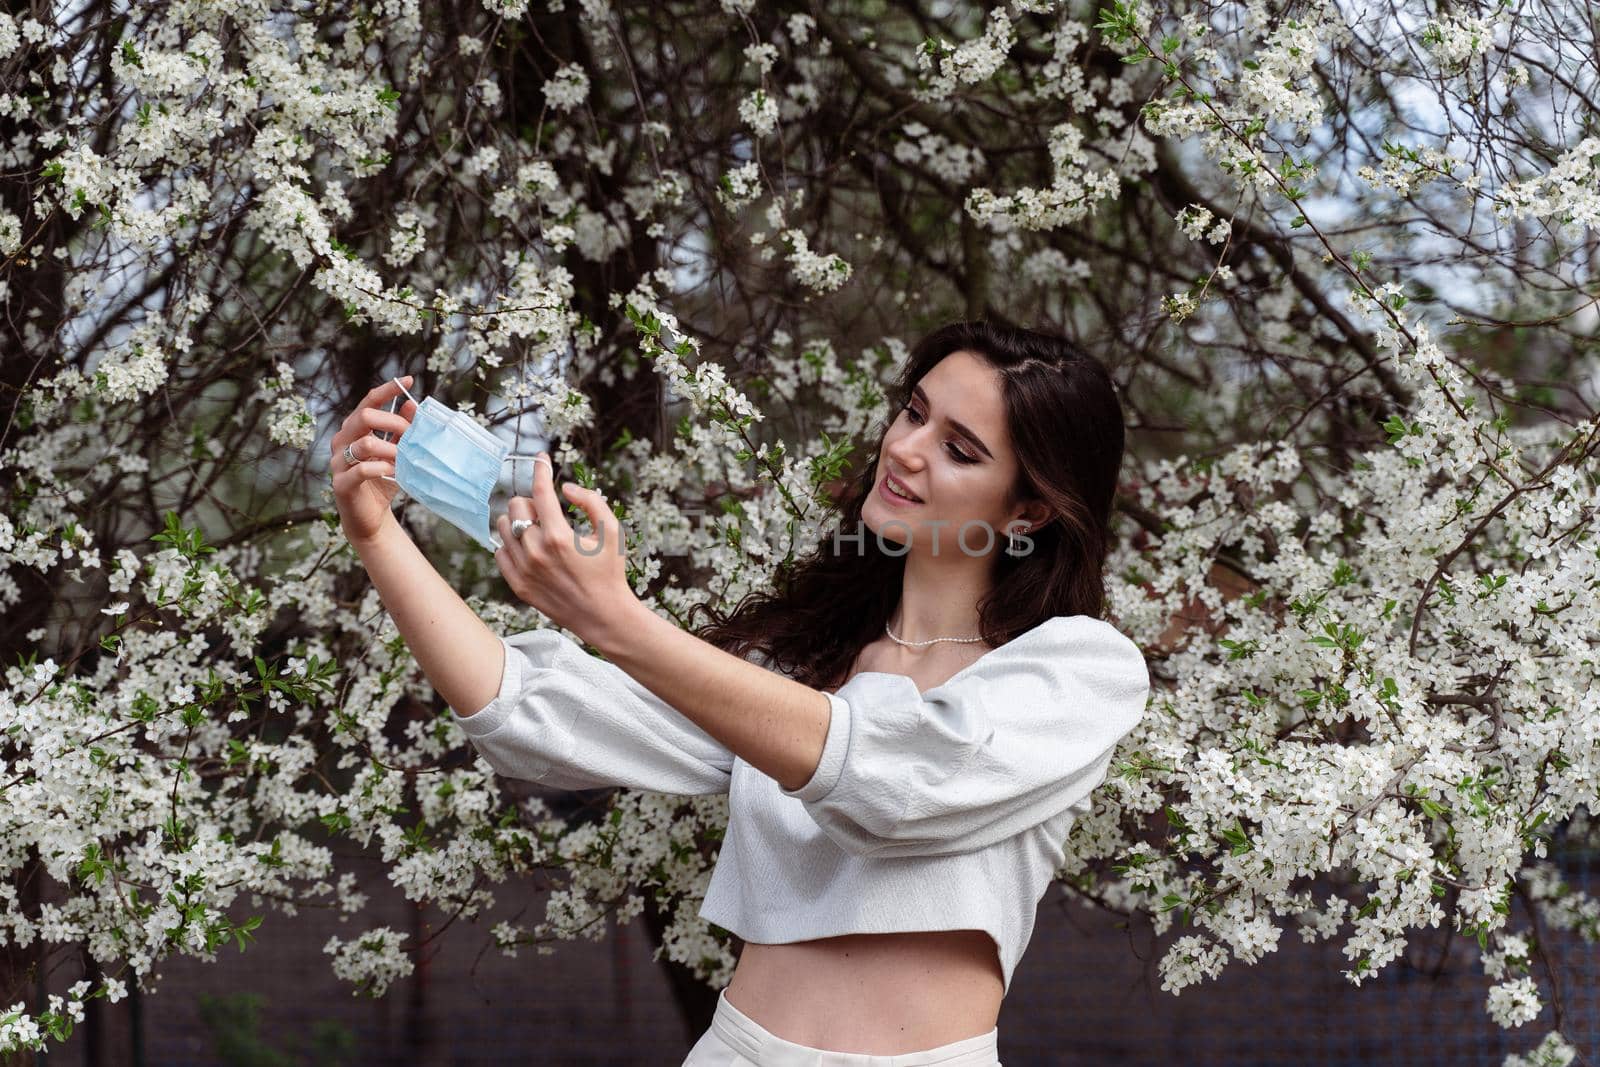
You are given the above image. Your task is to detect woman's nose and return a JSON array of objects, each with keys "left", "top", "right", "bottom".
[{"left": 884, "top": 432, "right": 928, "bottom": 472}]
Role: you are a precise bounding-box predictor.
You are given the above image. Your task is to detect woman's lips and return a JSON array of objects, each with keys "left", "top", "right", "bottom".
[{"left": 878, "top": 473, "right": 922, "bottom": 506}]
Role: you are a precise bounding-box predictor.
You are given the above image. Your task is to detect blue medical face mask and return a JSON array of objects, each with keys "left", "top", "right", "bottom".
[{"left": 382, "top": 378, "right": 541, "bottom": 552}]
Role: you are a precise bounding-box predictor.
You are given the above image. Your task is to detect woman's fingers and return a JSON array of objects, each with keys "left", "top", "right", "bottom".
[
  {"left": 363, "top": 375, "right": 412, "bottom": 412},
  {"left": 501, "top": 498, "right": 537, "bottom": 567},
  {"left": 331, "top": 458, "right": 397, "bottom": 492},
  {"left": 528, "top": 452, "right": 569, "bottom": 534},
  {"left": 329, "top": 378, "right": 413, "bottom": 536},
  {"left": 331, "top": 427, "right": 394, "bottom": 471},
  {"left": 493, "top": 538, "right": 518, "bottom": 595},
  {"left": 506, "top": 493, "right": 536, "bottom": 527},
  {"left": 343, "top": 436, "right": 398, "bottom": 463},
  {"left": 495, "top": 507, "right": 538, "bottom": 599},
  {"left": 333, "top": 383, "right": 415, "bottom": 469},
  {"left": 343, "top": 376, "right": 412, "bottom": 433},
  {"left": 344, "top": 407, "right": 411, "bottom": 439}
]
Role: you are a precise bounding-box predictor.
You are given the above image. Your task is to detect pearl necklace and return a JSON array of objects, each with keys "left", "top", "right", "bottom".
[{"left": 883, "top": 620, "right": 984, "bottom": 647}]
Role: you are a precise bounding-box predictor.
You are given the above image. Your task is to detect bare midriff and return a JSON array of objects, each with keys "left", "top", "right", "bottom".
[
  {"left": 722, "top": 637, "right": 1005, "bottom": 1055},
  {"left": 725, "top": 930, "right": 1004, "bottom": 1053}
]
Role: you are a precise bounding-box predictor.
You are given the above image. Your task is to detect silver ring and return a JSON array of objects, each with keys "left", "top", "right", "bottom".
[
  {"left": 510, "top": 518, "right": 535, "bottom": 538},
  {"left": 343, "top": 441, "right": 359, "bottom": 466}
]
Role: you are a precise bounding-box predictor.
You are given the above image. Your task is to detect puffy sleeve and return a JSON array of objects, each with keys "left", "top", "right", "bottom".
[
  {"left": 450, "top": 627, "right": 735, "bottom": 795},
  {"left": 779, "top": 615, "right": 1149, "bottom": 858}
]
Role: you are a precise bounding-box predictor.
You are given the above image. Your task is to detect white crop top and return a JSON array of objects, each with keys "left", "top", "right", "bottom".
[{"left": 450, "top": 613, "right": 1151, "bottom": 996}]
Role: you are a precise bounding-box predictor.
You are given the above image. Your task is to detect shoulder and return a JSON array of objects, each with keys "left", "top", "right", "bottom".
[
  {"left": 990, "top": 616, "right": 1150, "bottom": 705},
  {"left": 1017, "top": 615, "right": 1144, "bottom": 664}
]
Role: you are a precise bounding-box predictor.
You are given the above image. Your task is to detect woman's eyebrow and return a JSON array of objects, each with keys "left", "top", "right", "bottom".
[{"left": 911, "top": 384, "right": 994, "bottom": 459}]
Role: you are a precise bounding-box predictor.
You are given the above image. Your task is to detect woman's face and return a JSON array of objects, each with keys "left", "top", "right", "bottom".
[{"left": 862, "top": 349, "right": 1042, "bottom": 561}]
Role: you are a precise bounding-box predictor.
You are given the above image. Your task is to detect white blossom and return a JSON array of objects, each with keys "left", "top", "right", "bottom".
[
  {"left": 324, "top": 928, "right": 414, "bottom": 996},
  {"left": 1486, "top": 976, "right": 1543, "bottom": 1029},
  {"left": 738, "top": 89, "right": 778, "bottom": 137},
  {"left": 542, "top": 63, "right": 589, "bottom": 111}
]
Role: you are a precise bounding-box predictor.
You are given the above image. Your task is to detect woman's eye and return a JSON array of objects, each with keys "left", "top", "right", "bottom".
[{"left": 902, "top": 404, "right": 976, "bottom": 464}]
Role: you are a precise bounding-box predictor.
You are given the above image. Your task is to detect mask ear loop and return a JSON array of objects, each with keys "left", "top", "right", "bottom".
[
  {"left": 503, "top": 453, "right": 553, "bottom": 499},
  {"left": 378, "top": 375, "right": 421, "bottom": 485},
  {"left": 502, "top": 370, "right": 548, "bottom": 500},
  {"left": 393, "top": 376, "right": 421, "bottom": 407}
]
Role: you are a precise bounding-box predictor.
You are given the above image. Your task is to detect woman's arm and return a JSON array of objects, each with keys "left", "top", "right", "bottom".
[
  {"left": 485, "top": 462, "right": 830, "bottom": 789},
  {"left": 591, "top": 602, "right": 833, "bottom": 792},
  {"left": 592, "top": 612, "right": 1149, "bottom": 858},
  {"left": 451, "top": 627, "right": 735, "bottom": 794},
  {"left": 330, "top": 376, "right": 502, "bottom": 716},
  {"left": 349, "top": 516, "right": 505, "bottom": 718}
]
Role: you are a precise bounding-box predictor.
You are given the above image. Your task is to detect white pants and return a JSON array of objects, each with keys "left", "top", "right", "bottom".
[{"left": 682, "top": 988, "right": 1003, "bottom": 1067}]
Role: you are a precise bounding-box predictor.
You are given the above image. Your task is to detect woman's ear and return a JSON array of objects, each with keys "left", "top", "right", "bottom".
[{"left": 1011, "top": 500, "right": 1053, "bottom": 534}]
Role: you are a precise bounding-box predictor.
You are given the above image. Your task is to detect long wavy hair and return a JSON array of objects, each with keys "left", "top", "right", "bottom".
[{"left": 686, "top": 320, "right": 1126, "bottom": 689}]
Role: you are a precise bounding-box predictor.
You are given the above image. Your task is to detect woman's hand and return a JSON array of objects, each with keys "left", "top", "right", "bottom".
[
  {"left": 495, "top": 452, "right": 640, "bottom": 647},
  {"left": 330, "top": 375, "right": 419, "bottom": 545}
]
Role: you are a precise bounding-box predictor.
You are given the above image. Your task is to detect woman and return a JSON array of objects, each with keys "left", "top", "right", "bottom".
[{"left": 330, "top": 320, "right": 1150, "bottom": 1066}]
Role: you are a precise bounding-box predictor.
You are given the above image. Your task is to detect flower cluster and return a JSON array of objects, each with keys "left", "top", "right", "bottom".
[
  {"left": 263, "top": 362, "right": 317, "bottom": 451},
  {"left": 965, "top": 121, "right": 1124, "bottom": 232},
  {"left": 893, "top": 122, "right": 987, "bottom": 185},
  {"left": 324, "top": 928, "right": 415, "bottom": 997},
  {"left": 542, "top": 63, "right": 591, "bottom": 111},
  {"left": 738, "top": 89, "right": 779, "bottom": 138},
  {"left": 1419, "top": 11, "right": 1504, "bottom": 71},
  {"left": 916, "top": 7, "right": 1016, "bottom": 100}
]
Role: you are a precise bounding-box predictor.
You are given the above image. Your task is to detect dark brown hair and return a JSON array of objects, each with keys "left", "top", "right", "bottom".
[{"left": 686, "top": 320, "right": 1126, "bottom": 689}]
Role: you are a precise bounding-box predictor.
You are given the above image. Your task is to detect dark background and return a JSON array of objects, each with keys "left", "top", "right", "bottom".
[{"left": 37, "top": 827, "right": 1598, "bottom": 1066}]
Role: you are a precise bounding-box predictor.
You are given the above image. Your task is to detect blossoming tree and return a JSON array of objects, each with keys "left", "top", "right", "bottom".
[{"left": 0, "top": 0, "right": 1596, "bottom": 1061}]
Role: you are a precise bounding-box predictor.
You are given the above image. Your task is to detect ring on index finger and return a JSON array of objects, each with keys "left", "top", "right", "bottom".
[
  {"left": 343, "top": 441, "right": 359, "bottom": 466},
  {"left": 510, "top": 518, "right": 537, "bottom": 538}
]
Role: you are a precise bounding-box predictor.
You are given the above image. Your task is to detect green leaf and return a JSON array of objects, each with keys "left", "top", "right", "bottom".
[{"left": 1383, "top": 415, "right": 1418, "bottom": 445}]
